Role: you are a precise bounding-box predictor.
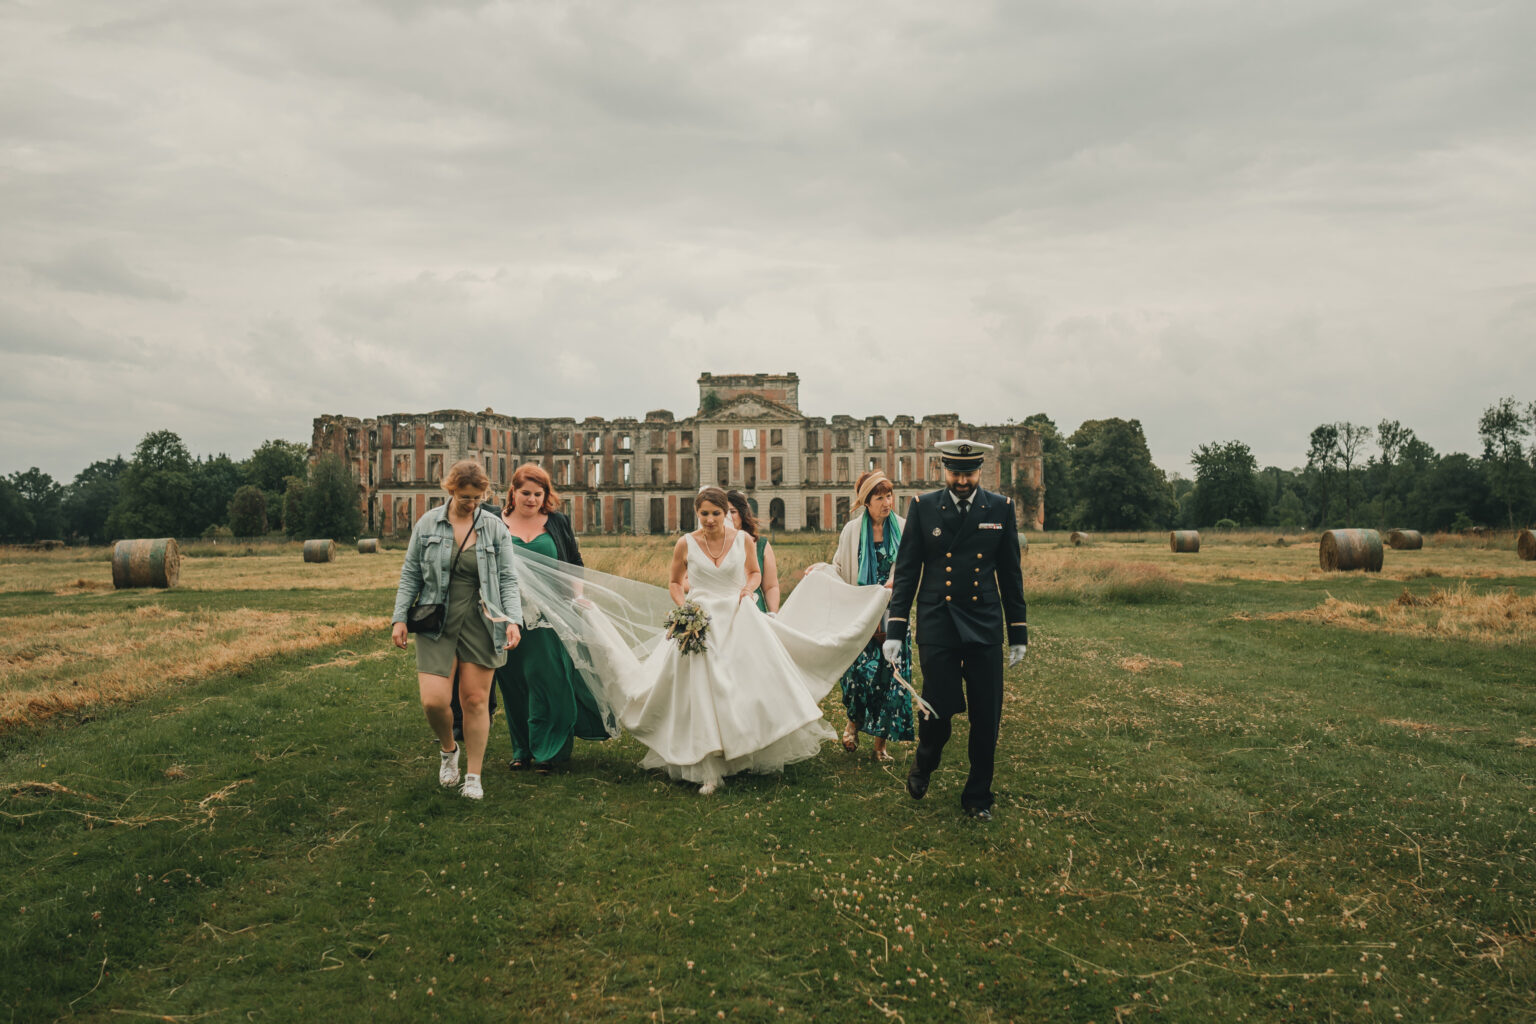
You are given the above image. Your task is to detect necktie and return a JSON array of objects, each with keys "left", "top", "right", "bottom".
[{"left": 957, "top": 498, "right": 970, "bottom": 518}]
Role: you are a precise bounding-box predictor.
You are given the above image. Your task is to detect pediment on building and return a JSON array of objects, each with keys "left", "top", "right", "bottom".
[{"left": 706, "top": 395, "right": 802, "bottom": 422}]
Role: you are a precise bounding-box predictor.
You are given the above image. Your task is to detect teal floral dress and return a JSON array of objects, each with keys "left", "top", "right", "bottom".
[{"left": 839, "top": 536, "right": 914, "bottom": 741}]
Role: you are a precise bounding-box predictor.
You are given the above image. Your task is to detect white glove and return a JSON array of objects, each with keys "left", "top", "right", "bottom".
[
  {"left": 882, "top": 639, "right": 903, "bottom": 665},
  {"left": 1008, "top": 644, "right": 1027, "bottom": 667}
]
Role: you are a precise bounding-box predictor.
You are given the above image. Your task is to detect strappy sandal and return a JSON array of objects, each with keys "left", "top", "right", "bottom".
[
  {"left": 509, "top": 758, "right": 531, "bottom": 772},
  {"left": 533, "top": 762, "right": 553, "bottom": 776},
  {"left": 841, "top": 721, "right": 859, "bottom": 752},
  {"left": 873, "top": 745, "right": 895, "bottom": 763}
]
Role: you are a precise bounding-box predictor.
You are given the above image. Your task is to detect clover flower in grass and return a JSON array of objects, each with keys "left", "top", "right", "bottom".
[{"left": 664, "top": 601, "right": 711, "bottom": 655}]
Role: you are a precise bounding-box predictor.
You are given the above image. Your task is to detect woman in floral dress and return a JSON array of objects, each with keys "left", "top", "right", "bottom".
[{"left": 830, "top": 471, "right": 913, "bottom": 761}]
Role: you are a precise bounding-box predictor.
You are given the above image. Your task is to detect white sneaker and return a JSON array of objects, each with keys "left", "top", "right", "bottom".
[
  {"left": 461, "top": 774, "right": 483, "bottom": 800},
  {"left": 439, "top": 745, "right": 461, "bottom": 787}
]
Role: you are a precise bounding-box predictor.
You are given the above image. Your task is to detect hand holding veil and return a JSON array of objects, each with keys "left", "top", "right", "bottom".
[{"left": 508, "top": 543, "right": 677, "bottom": 736}]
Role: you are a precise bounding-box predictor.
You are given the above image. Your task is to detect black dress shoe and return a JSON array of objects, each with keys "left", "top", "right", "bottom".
[
  {"left": 905, "top": 772, "right": 929, "bottom": 800},
  {"left": 964, "top": 807, "right": 993, "bottom": 822}
]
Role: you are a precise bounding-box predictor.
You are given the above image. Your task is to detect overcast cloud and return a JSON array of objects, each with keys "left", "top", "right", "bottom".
[{"left": 3, "top": 0, "right": 1533, "bottom": 480}]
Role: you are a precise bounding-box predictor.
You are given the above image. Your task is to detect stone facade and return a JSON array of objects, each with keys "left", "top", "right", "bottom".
[{"left": 311, "top": 372, "right": 1044, "bottom": 537}]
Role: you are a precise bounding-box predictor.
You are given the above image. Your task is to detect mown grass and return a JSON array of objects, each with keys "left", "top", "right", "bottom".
[{"left": 2, "top": 540, "right": 1534, "bottom": 1021}]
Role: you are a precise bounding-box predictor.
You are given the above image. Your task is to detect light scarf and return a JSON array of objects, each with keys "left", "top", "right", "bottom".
[{"left": 858, "top": 509, "right": 901, "bottom": 586}]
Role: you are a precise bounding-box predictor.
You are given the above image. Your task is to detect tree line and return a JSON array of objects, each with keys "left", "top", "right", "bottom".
[
  {"left": 6, "top": 397, "right": 1534, "bottom": 544},
  {"left": 1013, "top": 397, "right": 1536, "bottom": 532},
  {"left": 0, "top": 431, "right": 362, "bottom": 545}
]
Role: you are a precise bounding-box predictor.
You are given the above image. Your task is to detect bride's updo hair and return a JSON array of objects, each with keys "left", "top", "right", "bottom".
[
  {"left": 725, "top": 489, "right": 758, "bottom": 539},
  {"left": 694, "top": 486, "right": 730, "bottom": 514}
]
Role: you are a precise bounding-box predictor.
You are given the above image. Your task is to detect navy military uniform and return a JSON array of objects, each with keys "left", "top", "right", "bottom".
[{"left": 885, "top": 441, "right": 1027, "bottom": 814}]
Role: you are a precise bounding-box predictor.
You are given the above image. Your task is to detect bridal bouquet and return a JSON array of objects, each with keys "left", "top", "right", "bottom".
[{"left": 664, "top": 601, "right": 711, "bottom": 655}]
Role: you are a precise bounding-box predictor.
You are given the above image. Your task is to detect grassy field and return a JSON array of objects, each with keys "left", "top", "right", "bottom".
[{"left": 2, "top": 532, "right": 1533, "bottom": 1021}]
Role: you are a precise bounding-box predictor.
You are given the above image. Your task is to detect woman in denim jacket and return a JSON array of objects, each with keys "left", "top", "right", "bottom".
[{"left": 391, "top": 460, "right": 522, "bottom": 800}]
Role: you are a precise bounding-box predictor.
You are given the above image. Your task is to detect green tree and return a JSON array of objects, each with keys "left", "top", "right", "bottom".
[
  {"left": 1066, "top": 418, "right": 1176, "bottom": 530},
  {"left": 1023, "top": 413, "right": 1075, "bottom": 530},
  {"left": 0, "top": 476, "right": 30, "bottom": 541},
  {"left": 1304, "top": 424, "right": 1341, "bottom": 527},
  {"left": 1273, "top": 487, "right": 1306, "bottom": 530},
  {"left": 1336, "top": 421, "right": 1373, "bottom": 523},
  {"left": 61, "top": 457, "right": 127, "bottom": 545},
  {"left": 1190, "top": 440, "right": 1263, "bottom": 526},
  {"left": 1168, "top": 474, "right": 1197, "bottom": 529},
  {"left": 189, "top": 454, "right": 245, "bottom": 537},
  {"left": 1477, "top": 396, "right": 1533, "bottom": 529},
  {"left": 227, "top": 485, "right": 268, "bottom": 537},
  {"left": 7, "top": 468, "right": 64, "bottom": 541},
  {"left": 282, "top": 476, "right": 308, "bottom": 540},
  {"left": 107, "top": 430, "right": 196, "bottom": 539},
  {"left": 246, "top": 439, "right": 309, "bottom": 530},
  {"left": 1411, "top": 453, "right": 1495, "bottom": 531},
  {"left": 302, "top": 453, "right": 362, "bottom": 541},
  {"left": 1367, "top": 420, "right": 1417, "bottom": 526}
]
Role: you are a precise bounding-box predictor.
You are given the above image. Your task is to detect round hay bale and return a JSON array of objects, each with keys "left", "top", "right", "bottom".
[
  {"left": 112, "top": 538, "right": 180, "bottom": 589},
  {"left": 357, "top": 538, "right": 379, "bottom": 554},
  {"left": 1069, "top": 531, "right": 1089, "bottom": 546},
  {"left": 1016, "top": 532, "right": 1029, "bottom": 555},
  {"left": 1319, "top": 529, "right": 1384, "bottom": 572},
  {"left": 1386, "top": 529, "right": 1423, "bottom": 550},
  {"left": 1170, "top": 530, "right": 1200, "bottom": 553},
  {"left": 1518, "top": 528, "right": 1536, "bottom": 561},
  {"left": 303, "top": 539, "right": 337, "bottom": 563}
]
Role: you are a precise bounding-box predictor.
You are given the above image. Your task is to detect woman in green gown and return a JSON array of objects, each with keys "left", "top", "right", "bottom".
[
  {"left": 726, "top": 490, "right": 780, "bottom": 614},
  {"left": 496, "top": 464, "right": 608, "bottom": 772}
]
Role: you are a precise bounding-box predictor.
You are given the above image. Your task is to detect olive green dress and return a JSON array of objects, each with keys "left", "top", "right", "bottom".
[
  {"left": 416, "top": 538, "right": 506, "bottom": 676},
  {"left": 752, "top": 535, "right": 769, "bottom": 612},
  {"left": 496, "top": 532, "right": 609, "bottom": 764}
]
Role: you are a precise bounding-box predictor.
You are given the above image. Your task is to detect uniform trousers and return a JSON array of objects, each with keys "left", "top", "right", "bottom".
[{"left": 913, "top": 642, "right": 1003, "bottom": 811}]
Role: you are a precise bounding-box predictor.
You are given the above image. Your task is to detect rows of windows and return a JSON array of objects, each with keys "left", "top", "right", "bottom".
[
  {"left": 382, "top": 424, "right": 948, "bottom": 461},
  {"left": 386, "top": 451, "right": 948, "bottom": 490}
]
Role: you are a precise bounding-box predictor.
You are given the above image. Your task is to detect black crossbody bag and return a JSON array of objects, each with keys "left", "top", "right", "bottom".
[{"left": 406, "top": 512, "right": 477, "bottom": 634}]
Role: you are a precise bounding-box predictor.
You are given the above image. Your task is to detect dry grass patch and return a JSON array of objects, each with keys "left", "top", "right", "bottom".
[
  {"left": 1118, "top": 654, "right": 1184, "bottom": 673},
  {"left": 4, "top": 536, "right": 846, "bottom": 597},
  {"left": 1138, "top": 685, "right": 1224, "bottom": 709},
  {"left": 1380, "top": 718, "right": 1489, "bottom": 734},
  {"left": 1028, "top": 533, "right": 1536, "bottom": 584},
  {"left": 0, "top": 606, "right": 385, "bottom": 729},
  {"left": 1023, "top": 552, "right": 1182, "bottom": 603},
  {"left": 0, "top": 549, "right": 401, "bottom": 594},
  {"left": 1263, "top": 582, "right": 1536, "bottom": 645}
]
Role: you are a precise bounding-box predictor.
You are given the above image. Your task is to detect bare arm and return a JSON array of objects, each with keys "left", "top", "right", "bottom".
[
  {"left": 761, "top": 542, "right": 781, "bottom": 612},
  {"left": 740, "top": 534, "right": 762, "bottom": 601},
  {"left": 668, "top": 537, "right": 690, "bottom": 606}
]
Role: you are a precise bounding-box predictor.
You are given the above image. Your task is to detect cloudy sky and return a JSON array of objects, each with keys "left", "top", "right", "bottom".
[{"left": 4, "top": 0, "right": 1533, "bottom": 481}]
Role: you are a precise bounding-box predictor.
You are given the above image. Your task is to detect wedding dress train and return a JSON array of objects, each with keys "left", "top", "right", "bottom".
[{"left": 511, "top": 530, "right": 891, "bottom": 790}]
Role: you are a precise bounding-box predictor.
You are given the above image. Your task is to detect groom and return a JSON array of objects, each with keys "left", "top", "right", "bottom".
[{"left": 883, "top": 439, "right": 1027, "bottom": 821}]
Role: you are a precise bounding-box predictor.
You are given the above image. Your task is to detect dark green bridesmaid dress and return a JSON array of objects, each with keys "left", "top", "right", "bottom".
[{"left": 496, "top": 532, "right": 609, "bottom": 765}]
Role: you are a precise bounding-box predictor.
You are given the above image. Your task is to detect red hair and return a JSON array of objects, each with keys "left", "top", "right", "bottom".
[{"left": 509, "top": 463, "right": 559, "bottom": 514}]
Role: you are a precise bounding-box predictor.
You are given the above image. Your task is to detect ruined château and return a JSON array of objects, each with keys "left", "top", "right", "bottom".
[{"left": 311, "top": 373, "right": 1044, "bottom": 537}]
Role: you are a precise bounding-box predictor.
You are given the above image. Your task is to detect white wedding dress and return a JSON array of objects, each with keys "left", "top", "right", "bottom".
[
  {"left": 508, "top": 528, "right": 893, "bottom": 790},
  {"left": 624, "top": 530, "right": 889, "bottom": 788}
]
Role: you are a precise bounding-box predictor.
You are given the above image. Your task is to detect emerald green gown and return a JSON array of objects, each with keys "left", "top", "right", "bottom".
[{"left": 496, "top": 532, "right": 609, "bottom": 764}]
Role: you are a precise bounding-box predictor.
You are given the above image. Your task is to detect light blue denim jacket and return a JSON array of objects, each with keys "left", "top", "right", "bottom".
[{"left": 391, "top": 505, "right": 523, "bottom": 652}]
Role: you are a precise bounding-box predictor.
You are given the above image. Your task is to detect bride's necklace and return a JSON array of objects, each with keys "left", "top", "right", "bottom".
[{"left": 698, "top": 528, "right": 728, "bottom": 564}]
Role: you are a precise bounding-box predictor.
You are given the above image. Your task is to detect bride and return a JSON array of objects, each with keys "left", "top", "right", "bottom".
[{"left": 510, "top": 486, "right": 892, "bottom": 794}]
